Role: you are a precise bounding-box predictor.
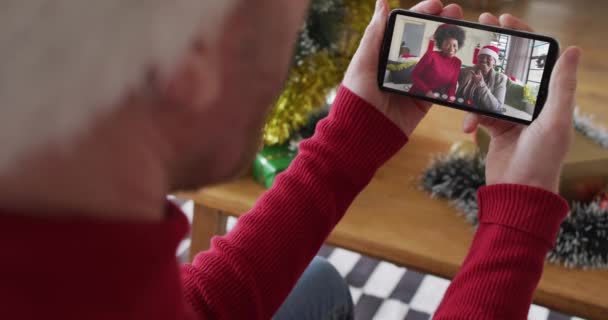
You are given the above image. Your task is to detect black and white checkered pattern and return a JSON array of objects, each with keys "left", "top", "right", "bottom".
[
  {"left": 173, "top": 198, "right": 584, "bottom": 320},
  {"left": 318, "top": 245, "right": 582, "bottom": 320}
]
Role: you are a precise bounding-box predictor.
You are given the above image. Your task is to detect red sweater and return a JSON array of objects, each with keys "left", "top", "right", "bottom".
[
  {"left": 411, "top": 50, "right": 462, "bottom": 98},
  {"left": 0, "top": 86, "right": 568, "bottom": 320}
]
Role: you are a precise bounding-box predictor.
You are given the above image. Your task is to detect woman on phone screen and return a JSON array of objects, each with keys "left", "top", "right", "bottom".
[{"left": 410, "top": 24, "right": 465, "bottom": 101}]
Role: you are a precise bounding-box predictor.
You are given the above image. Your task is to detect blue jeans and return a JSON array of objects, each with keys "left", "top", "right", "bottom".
[{"left": 274, "top": 257, "right": 354, "bottom": 320}]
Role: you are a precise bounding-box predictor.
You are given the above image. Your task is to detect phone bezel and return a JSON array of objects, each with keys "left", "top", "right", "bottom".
[{"left": 378, "top": 9, "right": 560, "bottom": 125}]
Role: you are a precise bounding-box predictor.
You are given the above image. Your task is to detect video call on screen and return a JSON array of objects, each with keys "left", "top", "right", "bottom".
[{"left": 383, "top": 15, "right": 550, "bottom": 121}]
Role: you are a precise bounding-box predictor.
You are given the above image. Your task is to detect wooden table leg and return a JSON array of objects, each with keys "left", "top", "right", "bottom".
[{"left": 189, "top": 204, "right": 228, "bottom": 262}]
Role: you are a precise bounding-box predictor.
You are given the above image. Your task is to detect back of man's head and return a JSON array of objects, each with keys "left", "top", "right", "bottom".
[{"left": 0, "top": 0, "right": 235, "bottom": 172}]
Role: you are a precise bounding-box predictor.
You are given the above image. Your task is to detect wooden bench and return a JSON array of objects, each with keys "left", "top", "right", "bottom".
[{"left": 178, "top": 107, "right": 608, "bottom": 319}]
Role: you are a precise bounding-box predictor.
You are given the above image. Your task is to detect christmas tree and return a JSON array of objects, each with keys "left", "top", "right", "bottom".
[{"left": 263, "top": 0, "right": 399, "bottom": 145}]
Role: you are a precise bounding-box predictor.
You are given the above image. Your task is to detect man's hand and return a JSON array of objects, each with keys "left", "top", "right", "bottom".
[
  {"left": 462, "top": 13, "right": 581, "bottom": 193},
  {"left": 471, "top": 70, "right": 484, "bottom": 85},
  {"left": 343, "top": 0, "right": 463, "bottom": 136}
]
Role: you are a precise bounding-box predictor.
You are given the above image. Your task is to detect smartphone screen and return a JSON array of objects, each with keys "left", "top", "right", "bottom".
[{"left": 378, "top": 10, "right": 559, "bottom": 124}]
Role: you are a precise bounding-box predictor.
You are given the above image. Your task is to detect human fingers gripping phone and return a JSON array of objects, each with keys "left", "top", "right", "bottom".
[{"left": 378, "top": 9, "right": 560, "bottom": 125}]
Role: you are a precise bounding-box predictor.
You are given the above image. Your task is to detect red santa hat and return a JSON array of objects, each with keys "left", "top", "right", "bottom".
[
  {"left": 0, "top": 0, "right": 237, "bottom": 173},
  {"left": 478, "top": 45, "right": 500, "bottom": 62}
]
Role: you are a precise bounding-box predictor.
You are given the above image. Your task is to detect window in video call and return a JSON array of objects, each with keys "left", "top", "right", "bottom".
[{"left": 383, "top": 15, "right": 551, "bottom": 121}]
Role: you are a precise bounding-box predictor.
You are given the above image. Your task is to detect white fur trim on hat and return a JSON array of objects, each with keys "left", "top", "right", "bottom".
[
  {"left": 0, "top": 0, "right": 237, "bottom": 172},
  {"left": 479, "top": 45, "right": 500, "bottom": 62}
]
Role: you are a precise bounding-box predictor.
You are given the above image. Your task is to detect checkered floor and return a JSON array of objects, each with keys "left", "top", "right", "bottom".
[
  {"left": 173, "top": 199, "right": 583, "bottom": 320},
  {"left": 317, "top": 245, "right": 582, "bottom": 320}
]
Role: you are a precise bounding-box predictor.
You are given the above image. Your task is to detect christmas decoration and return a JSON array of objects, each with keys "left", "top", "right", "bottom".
[
  {"left": 559, "top": 128, "right": 608, "bottom": 201},
  {"left": 282, "top": 107, "right": 330, "bottom": 153},
  {"left": 548, "top": 201, "right": 608, "bottom": 268},
  {"left": 474, "top": 110, "right": 608, "bottom": 202},
  {"left": 253, "top": 145, "right": 297, "bottom": 188},
  {"left": 294, "top": 1, "right": 345, "bottom": 63},
  {"left": 421, "top": 153, "right": 608, "bottom": 268},
  {"left": 264, "top": 52, "right": 341, "bottom": 145},
  {"left": 596, "top": 188, "right": 608, "bottom": 210},
  {"left": 298, "top": 108, "right": 330, "bottom": 140},
  {"left": 262, "top": 0, "right": 399, "bottom": 146},
  {"left": 569, "top": 177, "right": 608, "bottom": 203},
  {"left": 421, "top": 154, "right": 485, "bottom": 225},
  {"left": 428, "top": 111, "right": 608, "bottom": 267},
  {"left": 574, "top": 108, "right": 608, "bottom": 149}
]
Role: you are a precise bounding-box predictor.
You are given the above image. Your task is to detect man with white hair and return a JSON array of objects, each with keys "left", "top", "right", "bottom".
[
  {"left": 457, "top": 45, "right": 508, "bottom": 112},
  {"left": 0, "top": 0, "right": 580, "bottom": 319}
]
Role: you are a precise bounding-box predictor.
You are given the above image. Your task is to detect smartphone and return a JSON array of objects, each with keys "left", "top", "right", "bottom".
[{"left": 378, "top": 9, "right": 560, "bottom": 125}]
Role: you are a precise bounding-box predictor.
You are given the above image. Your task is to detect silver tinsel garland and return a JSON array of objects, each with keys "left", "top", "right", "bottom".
[
  {"left": 574, "top": 108, "right": 608, "bottom": 149},
  {"left": 421, "top": 111, "right": 608, "bottom": 269},
  {"left": 294, "top": 0, "right": 344, "bottom": 65}
]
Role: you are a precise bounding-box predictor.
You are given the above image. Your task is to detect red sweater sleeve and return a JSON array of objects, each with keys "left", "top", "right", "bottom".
[
  {"left": 434, "top": 184, "right": 569, "bottom": 320},
  {"left": 0, "top": 93, "right": 572, "bottom": 320},
  {"left": 411, "top": 52, "right": 434, "bottom": 94},
  {"left": 181, "top": 86, "right": 407, "bottom": 319},
  {"left": 448, "top": 59, "right": 461, "bottom": 98}
]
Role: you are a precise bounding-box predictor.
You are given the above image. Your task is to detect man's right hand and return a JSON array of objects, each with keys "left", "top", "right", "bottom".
[
  {"left": 470, "top": 70, "right": 484, "bottom": 85},
  {"left": 462, "top": 13, "right": 581, "bottom": 193},
  {"left": 343, "top": 0, "right": 463, "bottom": 137}
]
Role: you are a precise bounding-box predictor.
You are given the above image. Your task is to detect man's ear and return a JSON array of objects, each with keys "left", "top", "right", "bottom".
[{"left": 164, "top": 41, "right": 221, "bottom": 109}]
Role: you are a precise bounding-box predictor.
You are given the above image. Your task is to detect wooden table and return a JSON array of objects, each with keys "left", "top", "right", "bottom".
[{"left": 179, "top": 107, "right": 608, "bottom": 320}]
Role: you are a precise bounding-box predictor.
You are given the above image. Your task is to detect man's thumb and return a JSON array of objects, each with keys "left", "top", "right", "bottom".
[
  {"left": 542, "top": 47, "right": 581, "bottom": 126},
  {"left": 361, "top": 0, "right": 388, "bottom": 43},
  {"left": 373, "top": 0, "right": 389, "bottom": 21}
]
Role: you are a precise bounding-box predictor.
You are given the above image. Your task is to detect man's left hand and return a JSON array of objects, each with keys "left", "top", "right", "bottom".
[
  {"left": 343, "top": 0, "right": 464, "bottom": 136},
  {"left": 471, "top": 70, "right": 485, "bottom": 86}
]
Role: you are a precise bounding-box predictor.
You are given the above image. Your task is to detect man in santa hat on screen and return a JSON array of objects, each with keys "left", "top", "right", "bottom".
[{"left": 457, "top": 44, "right": 508, "bottom": 112}]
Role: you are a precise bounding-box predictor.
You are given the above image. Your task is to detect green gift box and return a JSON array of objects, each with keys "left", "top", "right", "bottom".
[{"left": 253, "top": 145, "right": 297, "bottom": 188}]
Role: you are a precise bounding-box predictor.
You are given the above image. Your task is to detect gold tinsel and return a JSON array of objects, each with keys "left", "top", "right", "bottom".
[{"left": 263, "top": 0, "right": 399, "bottom": 146}]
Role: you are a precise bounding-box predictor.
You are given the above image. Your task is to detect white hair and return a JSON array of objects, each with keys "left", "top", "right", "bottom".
[{"left": 0, "top": 0, "right": 236, "bottom": 172}]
